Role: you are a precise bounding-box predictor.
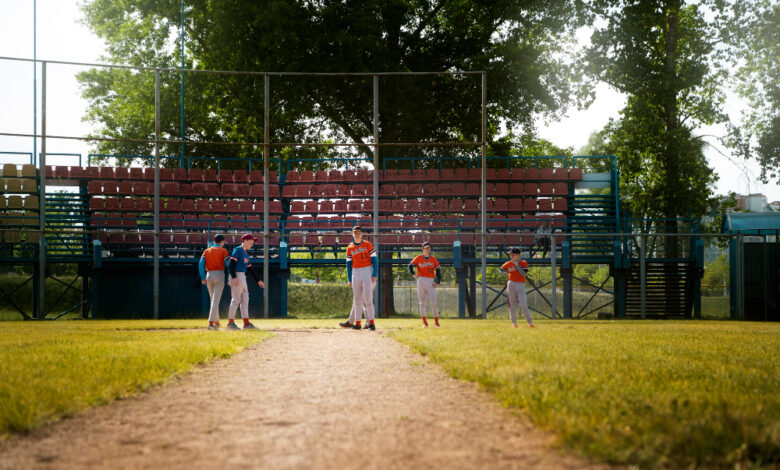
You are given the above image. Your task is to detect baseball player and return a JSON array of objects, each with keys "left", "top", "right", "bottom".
[
  {"left": 500, "top": 248, "right": 535, "bottom": 328},
  {"left": 226, "top": 233, "right": 265, "bottom": 330},
  {"left": 345, "top": 225, "right": 377, "bottom": 330},
  {"left": 339, "top": 304, "right": 365, "bottom": 329},
  {"left": 199, "top": 234, "right": 230, "bottom": 330},
  {"left": 408, "top": 242, "right": 442, "bottom": 327}
]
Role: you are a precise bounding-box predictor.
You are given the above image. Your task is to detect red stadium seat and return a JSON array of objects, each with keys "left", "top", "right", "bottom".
[
  {"left": 103, "top": 181, "right": 119, "bottom": 195},
  {"left": 160, "top": 168, "right": 174, "bottom": 180},
  {"left": 136, "top": 198, "right": 151, "bottom": 211},
  {"left": 448, "top": 199, "right": 463, "bottom": 212},
  {"left": 69, "top": 166, "right": 85, "bottom": 178},
  {"left": 340, "top": 170, "right": 356, "bottom": 182},
  {"left": 248, "top": 170, "right": 263, "bottom": 183},
  {"left": 553, "top": 182, "right": 568, "bottom": 195},
  {"left": 525, "top": 168, "right": 540, "bottom": 180},
  {"left": 395, "top": 184, "right": 408, "bottom": 197},
  {"left": 191, "top": 182, "right": 207, "bottom": 196},
  {"left": 397, "top": 169, "right": 412, "bottom": 182},
  {"left": 497, "top": 168, "right": 512, "bottom": 180},
  {"left": 493, "top": 182, "right": 509, "bottom": 196},
  {"left": 434, "top": 198, "right": 449, "bottom": 212},
  {"left": 99, "top": 167, "right": 115, "bottom": 179},
  {"left": 454, "top": 168, "right": 468, "bottom": 180},
  {"left": 211, "top": 199, "right": 226, "bottom": 212},
  {"left": 554, "top": 168, "right": 568, "bottom": 181},
  {"left": 357, "top": 169, "right": 372, "bottom": 182},
  {"left": 465, "top": 183, "right": 480, "bottom": 196},
  {"left": 539, "top": 183, "right": 554, "bottom": 196},
  {"left": 352, "top": 184, "right": 366, "bottom": 197},
  {"left": 553, "top": 214, "right": 566, "bottom": 229},
  {"left": 489, "top": 215, "right": 507, "bottom": 229},
  {"left": 464, "top": 199, "right": 479, "bottom": 212},
  {"left": 238, "top": 200, "right": 253, "bottom": 213},
  {"left": 328, "top": 170, "right": 342, "bottom": 182},
  {"left": 379, "top": 199, "right": 392, "bottom": 212},
  {"left": 334, "top": 200, "right": 348, "bottom": 213},
  {"left": 300, "top": 171, "right": 314, "bottom": 183},
  {"left": 234, "top": 170, "right": 249, "bottom": 183},
  {"left": 221, "top": 184, "right": 237, "bottom": 197},
  {"left": 203, "top": 169, "right": 218, "bottom": 182},
  {"left": 120, "top": 197, "right": 135, "bottom": 211},
  {"left": 225, "top": 200, "right": 241, "bottom": 212},
  {"left": 129, "top": 167, "right": 144, "bottom": 180},
  {"left": 553, "top": 198, "right": 567, "bottom": 211},
  {"left": 163, "top": 199, "right": 181, "bottom": 212},
  {"left": 269, "top": 200, "right": 282, "bottom": 213},
  {"left": 112, "top": 167, "right": 127, "bottom": 179},
  {"left": 314, "top": 170, "right": 329, "bottom": 182},
  {"left": 380, "top": 184, "right": 394, "bottom": 196},
  {"left": 246, "top": 216, "right": 262, "bottom": 229},
  {"left": 286, "top": 170, "right": 301, "bottom": 183},
  {"left": 290, "top": 201, "right": 305, "bottom": 213},
  {"left": 451, "top": 183, "right": 465, "bottom": 196},
  {"left": 538, "top": 198, "right": 553, "bottom": 212},
  {"left": 423, "top": 183, "right": 436, "bottom": 196},
  {"left": 405, "top": 199, "right": 421, "bottom": 213},
  {"left": 178, "top": 183, "right": 192, "bottom": 196},
  {"left": 304, "top": 200, "right": 319, "bottom": 213},
  {"left": 218, "top": 169, "right": 233, "bottom": 182},
  {"left": 161, "top": 182, "right": 179, "bottom": 196},
  {"left": 131, "top": 182, "right": 149, "bottom": 195},
  {"left": 493, "top": 198, "right": 508, "bottom": 212},
  {"left": 540, "top": 168, "right": 554, "bottom": 180},
  {"left": 188, "top": 168, "right": 203, "bottom": 181},
  {"left": 308, "top": 185, "right": 324, "bottom": 198},
  {"left": 420, "top": 199, "right": 434, "bottom": 212},
  {"left": 408, "top": 184, "right": 423, "bottom": 197},
  {"left": 193, "top": 199, "right": 209, "bottom": 212},
  {"left": 85, "top": 166, "right": 100, "bottom": 179},
  {"left": 89, "top": 197, "right": 105, "bottom": 211},
  {"left": 569, "top": 168, "right": 583, "bottom": 181},
  {"left": 179, "top": 199, "right": 194, "bottom": 212},
  {"left": 205, "top": 183, "right": 219, "bottom": 196},
  {"left": 412, "top": 169, "right": 426, "bottom": 181},
  {"left": 87, "top": 181, "right": 102, "bottom": 194},
  {"left": 425, "top": 169, "right": 439, "bottom": 181},
  {"left": 435, "top": 183, "right": 452, "bottom": 196},
  {"left": 485, "top": 168, "right": 497, "bottom": 180},
  {"left": 523, "top": 183, "right": 538, "bottom": 196},
  {"left": 440, "top": 169, "right": 455, "bottom": 181},
  {"left": 523, "top": 199, "right": 537, "bottom": 212},
  {"left": 348, "top": 200, "right": 362, "bottom": 213},
  {"left": 508, "top": 199, "right": 524, "bottom": 212},
  {"left": 362, "top": 200, "right": 374, "bottom": 212},
  {"left": 173, "top": 168, "right": 188, "bottom": 181}
]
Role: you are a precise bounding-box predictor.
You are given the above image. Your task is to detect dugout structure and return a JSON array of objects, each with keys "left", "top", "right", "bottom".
[{"left": 0, "top": 56, "right": 705, "bottom": 319}]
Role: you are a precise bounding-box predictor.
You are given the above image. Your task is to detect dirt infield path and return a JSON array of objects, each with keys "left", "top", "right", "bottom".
[{"left": 0, "top": 329, "right": 608, "bottom": 470}]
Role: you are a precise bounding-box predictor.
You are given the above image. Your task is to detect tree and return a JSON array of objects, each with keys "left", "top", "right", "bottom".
[
  {"left": 585, "top": 1, "right": 728, "bottom": 242},
  {"left": 79, "top": 0, "right": 590, "bottom": 316},
  {"left": 721, "top": 1, "right": 780, "bottom": 184}
]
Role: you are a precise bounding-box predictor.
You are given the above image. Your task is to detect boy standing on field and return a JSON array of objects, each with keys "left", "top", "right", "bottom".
[
  {"left": 345, "top": 226, "right": 378, "bottom": 330},
  {"left": 226, "top": 234, "right": 265, "bottom": 330},
  {"left": 408, "top": 242, "right": 442, "bottom": 328},
  {"left": 500, "top": 247, "right": 535, "bottom": 328},
  {"left": 199, "top": 234, "right": 230, "bottom": 330}
]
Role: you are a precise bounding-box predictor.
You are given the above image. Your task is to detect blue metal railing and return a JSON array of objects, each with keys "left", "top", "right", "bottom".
[{"left": 0, "top": 151, "right": 34, "bottom": 165}]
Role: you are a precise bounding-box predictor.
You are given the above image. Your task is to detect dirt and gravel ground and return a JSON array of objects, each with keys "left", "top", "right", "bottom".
[{"left": 0, "top": 328, "right": 611, "bottom": 469}]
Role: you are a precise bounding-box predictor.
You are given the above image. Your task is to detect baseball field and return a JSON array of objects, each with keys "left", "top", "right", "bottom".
[{"left": 0, "top": 319, "right": 778, "bottom": 468}]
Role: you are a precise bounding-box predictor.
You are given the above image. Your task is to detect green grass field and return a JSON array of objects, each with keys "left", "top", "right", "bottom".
[
  {"left": 0, "top": 320, "right": 270, "bottom": 436},
  {"left": 390, "top": 320, "right": 780, "bottom": 468}
]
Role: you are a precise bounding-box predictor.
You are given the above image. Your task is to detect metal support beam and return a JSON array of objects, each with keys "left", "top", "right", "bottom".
[
  {"left": 153, "top": 70, "right": 160, "bottom": 320},
  {"left": 640, "top": 233, "right": 647, "bottom": 319},
  {"left": 550, "top": 234, "right": 557, "bottom": 318},
  {"left": 480, "top": 72, "right": 487, "bottom": 318},
  {"left": 373, "top": 75, "right": 380, "bottom": 317},
  {"left": 37, "top": 61, "right": 46, "bottom": 319},
  {"left": 263, "top": 74, "right": 270, "bottom": 318}
]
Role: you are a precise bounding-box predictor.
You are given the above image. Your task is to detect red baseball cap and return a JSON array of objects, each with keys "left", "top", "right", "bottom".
[{"left": 241, "top": 233, "right": 259, "bottom": 242}]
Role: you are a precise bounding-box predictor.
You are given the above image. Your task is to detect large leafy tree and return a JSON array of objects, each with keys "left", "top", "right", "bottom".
[
  {"left": 79, "top": 0, "right": 588, "bottom": 167},
  {"left": 722, "top": 0, "right": 779, "bottom": 184},
  {"left": 585, "top": 0, "right": 727, "bottom": 239}
]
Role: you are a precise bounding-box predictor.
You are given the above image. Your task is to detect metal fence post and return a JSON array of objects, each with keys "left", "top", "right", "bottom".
[
  {"left": 263, "top": 74, "right": 270, "bottom": 318},
  {"left": 550, "top": 233, "right": 557, "bottom": 319},
  {"left": 640, "top": 233, "right": 647, "bottom": 319},
  {"left": 480, "top": 72, "right": 487, "bottom": 319},
  {"left": 153, "top": 70, "right": 160, "bottom": 320},
  {"left": 373, "top": 75, "right": 381, "bottom": 317},
  {"left": 37, "top": 60, "right": 46, "bottom": 319}
]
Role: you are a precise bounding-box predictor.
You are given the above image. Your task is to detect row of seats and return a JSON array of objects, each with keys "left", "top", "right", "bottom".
[
  {"left": 47, "top": 166, "right": 277, "bottom": 184},
  {"left": 0, "top": 179, "right": 37, "bottom": 193},
  {"left": 0, "top": 230, "right": 40, "bottom": 244},
  {"left": 1, "top": 164, "right": 37, "bottom": 178},
  {"left": 86, "top": 181, "right": 282, "bottom": 198},
  {"left": 44, "top": 165, "right": 585, "bottom": 184},
  {"left": 1, "top": 195, "right": 39, "bottom": 210},
  {"left": 286, "top": 167, "right": 583, "bottom": 183},
  {"left": 0, "top": 212, "right": 39, "bottom": 225},
  {"left": 89, "top": 197, "right": 284, "bottom": 213},
  {"left": 91, "top": 213, "right": 281, "bottom": 230}
]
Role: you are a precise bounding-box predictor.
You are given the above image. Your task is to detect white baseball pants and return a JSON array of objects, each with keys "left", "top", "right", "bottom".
[
  {"left": 416, "top": 276, "right": 438, "bottom": 317},
  {"left": 205, "top": 270, "right": 225, "bottom": 323},
  {"left": 228, "top": 272, "right": 250, "bottom": 320},
  {"left": 507, "top": 280, "right": 533, "bottom": 325},
  {"left": 351, "top": 266, "right": 375, "bottom": 322}
]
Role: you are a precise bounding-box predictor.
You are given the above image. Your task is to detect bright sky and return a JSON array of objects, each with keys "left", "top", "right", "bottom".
[{"left": 1, "top": 0, "right": 776, "bottom": 201}]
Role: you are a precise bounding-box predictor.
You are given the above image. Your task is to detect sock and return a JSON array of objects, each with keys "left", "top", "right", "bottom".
[
  {"left": 355, "top": 321, "right": 361, "bottom": 327},
  {"left": 369, "top": 319, "right": 374, "bottom": 325},
  {"left": 422, "top": 316, "right": 428, "bottom": 326},
  {"left": 243, "top": 318, "right": 250, "bottom": 326},
  {"left": 434, "top": 317, "right": 439, "bottom": 326},
  {"left": 228, "top": 319, "right": 235, "bottom": 324}
]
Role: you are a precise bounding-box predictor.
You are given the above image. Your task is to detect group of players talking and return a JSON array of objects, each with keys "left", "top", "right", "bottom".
[{"left": 198, "top": 225, "right": 535, "bottom": 330}]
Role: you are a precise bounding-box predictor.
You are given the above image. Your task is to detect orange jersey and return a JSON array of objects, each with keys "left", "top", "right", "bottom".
[
  {"left": 411, "top": 255, "right": 440, "bottom": 278},
  {"left": 346, "top": 240, "right": 375, "bottom": 268},
  {"left": 501, "top": 260, "right": 528, "bottom": 283},
  {"left": 201, "top": 246, "right": 229, "bottom": 272}
]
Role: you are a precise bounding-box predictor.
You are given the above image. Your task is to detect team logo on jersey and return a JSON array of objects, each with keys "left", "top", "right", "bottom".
[
  {"left": 418, "top": 261, "right": 435, "bottom": 268},
  {"left": 351, "top": 246, "right": 368, "bottom": 255}
]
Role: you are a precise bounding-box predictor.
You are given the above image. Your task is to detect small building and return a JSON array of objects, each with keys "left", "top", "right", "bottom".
[{"left": 723, "top": 213, "right": 780, "bottom": 321}]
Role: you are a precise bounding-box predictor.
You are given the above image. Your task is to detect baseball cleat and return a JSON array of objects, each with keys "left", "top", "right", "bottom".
[
  {"left": 363, "top": 323, "right": 370, "bottom": 329},
  {"left": 422, "top": 324, "right": 428, "bottom": 328},
  {"left": 352, "top": 324, "right": 362, "bottom": 330},
  {"left": 368, "top": 323, "right": 376, "bottom": 331},
  {"left": 226, "top": 322, "right": 241, "bottom": 330},
  {"left": 529, "top": 324, "right": 536, "bottom": 328},
  {"left": 513, "top": 324, "right": 519, "bottom": 328},
  {"left": 339, "top": 321, "right": 353, "bottom": 328},
  {"left": 207, "top": 324, "right": 220, "bottom": 331},
  {"left": 243, "top": 322, "right": 258, "bottom": 330}
]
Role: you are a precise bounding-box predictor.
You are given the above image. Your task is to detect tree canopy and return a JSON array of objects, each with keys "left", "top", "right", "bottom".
[{"left": 79, "top": 0, "right": 589, "bottom": 167}]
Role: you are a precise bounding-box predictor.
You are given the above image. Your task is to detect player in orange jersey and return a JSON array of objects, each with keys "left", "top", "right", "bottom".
[
  {"left": 345, "top": 226, "right": 377, "bottom": 330},
  {"left": 500, "top": 247, "right": 535, "bottom": 328},
  {"left": 199, "top": 234, "right": 230, "bottom": 330},
  {"left": 408, "top": 242, "right": 442, "bottom": 327}
]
